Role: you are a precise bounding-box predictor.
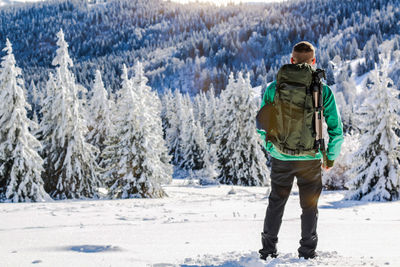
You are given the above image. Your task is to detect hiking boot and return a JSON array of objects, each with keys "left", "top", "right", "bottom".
[
  {"left": 298, "top": 251, "right": 317, "bottom": 260},
  {"left": 260, "top": 233, "right": 277, "bottom": 249},
  {"left": 259, "top": 232, "right": 278, "bottom": 260},
  {"left": 298, "top": 235, "right": 318, "bottom": 260},
  {"left": 259, "top": 250, "right": 278, "bottom": 260}
]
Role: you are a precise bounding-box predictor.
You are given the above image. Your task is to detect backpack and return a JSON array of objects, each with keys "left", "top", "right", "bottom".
[{"left": 256, "top": 63, "right": 325, "bottom": 157}]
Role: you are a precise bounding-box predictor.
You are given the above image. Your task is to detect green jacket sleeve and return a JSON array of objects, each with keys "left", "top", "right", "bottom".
[
  {"left": 257, "top": 82, "right": 277, "bottom": 148},
  {"left": 322, "top": 84, "right": 344, "bottom": 161}
]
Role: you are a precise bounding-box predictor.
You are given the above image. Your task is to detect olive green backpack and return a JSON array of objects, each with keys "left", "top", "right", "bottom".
[{"left": 257, "top": 63, "right": 324, "bottom": 157}]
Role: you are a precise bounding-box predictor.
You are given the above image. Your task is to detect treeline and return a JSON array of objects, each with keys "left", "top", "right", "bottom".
[
  {"left": 0, "top": 0, "right": 399, "bottom": 96},
  {"left": 0, "top": 31, "right": 172, "bottom": 201},
  {"left": 0, "top": 30, "right": 269, "bottom": 202},
  {"left": 0, "top": 30, "right": 399, "bottom": 202}
]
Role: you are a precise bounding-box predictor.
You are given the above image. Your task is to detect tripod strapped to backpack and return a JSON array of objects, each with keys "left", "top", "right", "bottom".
[{"left": 311, "top": 69, "right": 328, "bottom": 168}]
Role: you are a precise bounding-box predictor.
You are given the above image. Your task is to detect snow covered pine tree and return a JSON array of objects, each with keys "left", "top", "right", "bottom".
[
  {"left": 203, "top": 86, "right": 220, "bottom": 146},
  {"left": 346, "top": 59, "right": 400, "bottom": 201},
  {"left": 160, "top": 88, "right": 174, "bottom": 140},
  {"left": 87, "top": 69, "right": 114, "bottom": 165},
  {"left": 216, "top": 73, "right": 269, "bottom": 186},
  {"left": 131, "top": 62, "right": 172, "bottom": 185},
  {"left": 179, "top": 94, "right": 208, "bottom": 171},
  {"left": 27, "top": 80, "right": 40, "bottom": 124},
  {"left": 0, "top": 39, "right": 50, "bottom": 202},
  {"left": 164, "top": 90, "right": 188, "bottom": 166},
  {"left": 102, "top": 63, "right": 172, "bottom": 199},
  {"left": 37, "top": 30, "right": 101, "bottom": 199},
  {"left": 198, "top": 87, "right": 221, "bottom": 185}
]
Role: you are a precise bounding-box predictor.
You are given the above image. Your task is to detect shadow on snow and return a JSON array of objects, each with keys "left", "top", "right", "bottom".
[{"left": 66, "top": 245, "right": 122, "bottom": 253}]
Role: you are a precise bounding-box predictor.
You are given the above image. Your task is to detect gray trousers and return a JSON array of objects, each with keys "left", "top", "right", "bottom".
[{"left": 260, "top": 157, "right": 322, "bottom": 257}]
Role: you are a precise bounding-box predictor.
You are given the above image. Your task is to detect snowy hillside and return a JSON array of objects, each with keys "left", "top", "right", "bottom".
[
  {"left": 1, "top": 179, "right": 399, "bottom": 266},
  {"left": 1, "top": 0, "right": 399, "bottom": 95}
]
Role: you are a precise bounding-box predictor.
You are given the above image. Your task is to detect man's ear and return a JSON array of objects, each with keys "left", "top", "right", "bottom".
[
  {"left": 290, "top": 57, "right": 295, "bottom": 64},
  {"left": 312, "top": 57, "right": 316, "bottom": 65}
]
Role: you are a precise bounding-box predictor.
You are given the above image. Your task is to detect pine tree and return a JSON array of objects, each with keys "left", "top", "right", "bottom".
[
  {"left": 346, "top": 60, "right": 400, "bottom": 201},
  {"left": 87, "top": 69, "right": 113, "bottom": 163},
  {"left": 216, "top": 73, "right": 269, "bottom": 186},
  {"left": 0, "top": 39, "right": 50, "bottom": 202},
  {"left": 131, "top": 62, "right": 172, "bottom": 185},
  {"left": 193, "top": 90, "right": 207, "bottom": 128},
  {"left": 38, "top": 30, "right": 101, "bottom": 199},
  {"left": 37, "top": 73, "right": 56, "bottom": 159},
  {"left": 350, "top": 37, "right": 359, "bottom": 59},
  {"left": 179, "top": 108, "right": 207, "bottom": 170},
  {"left": 204, "top": 85, "right": 220, "bottom": 145},
  {"left": 363, "top": 35, "right": 380, "bottom": 71},
  {"left": 200, "top": 85, "right": 222, "bottom": 185},
  {"left": 166, "top": 90, "right": 185, "bottom": 166},
  {"left": 102, "top": 63, "right": 171, "bottom": 199},
  {"left": 28, "top": 80, "right": 40, "bottom": 124},
  {"left": 161, "top": 88, "right": 174, "bottom": 140},
  {"left": 326, "top": 62, "right": 335, "bottom": 86},
  {"left": 199, "top": 144, "right": 220, "bottom": 185}
]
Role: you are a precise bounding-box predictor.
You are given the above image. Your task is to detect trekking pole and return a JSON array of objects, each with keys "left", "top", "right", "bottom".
[{"left": 312, "top": 69, "right": 327, "bottom": 168}]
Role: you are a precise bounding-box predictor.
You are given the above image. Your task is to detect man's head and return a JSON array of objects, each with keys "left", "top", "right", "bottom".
[{"left": 291, "top": 41, "right": 316, "bottom": 65}]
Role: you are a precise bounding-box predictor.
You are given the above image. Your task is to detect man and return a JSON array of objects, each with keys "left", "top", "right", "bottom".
[{"left": 258, "top": 41, "right": 344, "bottom": 260}]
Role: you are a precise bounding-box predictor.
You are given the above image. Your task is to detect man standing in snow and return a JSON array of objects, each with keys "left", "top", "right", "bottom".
[{"left": 257, "top": 41, "right": 344, "bottom": 260}]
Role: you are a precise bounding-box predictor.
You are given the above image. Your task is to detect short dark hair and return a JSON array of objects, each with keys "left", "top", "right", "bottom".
[{"left": 292, "top": 41, "right": 315, "bottom": 64}]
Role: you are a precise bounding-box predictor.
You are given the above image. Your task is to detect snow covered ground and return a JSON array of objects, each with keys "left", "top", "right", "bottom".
[{"left": 1, "top": 179, "right": 399, "bottom": 266}]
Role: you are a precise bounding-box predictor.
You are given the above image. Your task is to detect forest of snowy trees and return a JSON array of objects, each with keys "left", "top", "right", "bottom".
[
  {"left": 1, "top": 0, "right": 400, "bottom": 95},
  {"left": 0, "top": 0, "right": 399, "bottom": 202},
  {"left": 0, "top": 29, "right": 270, "bottom": 202}
]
